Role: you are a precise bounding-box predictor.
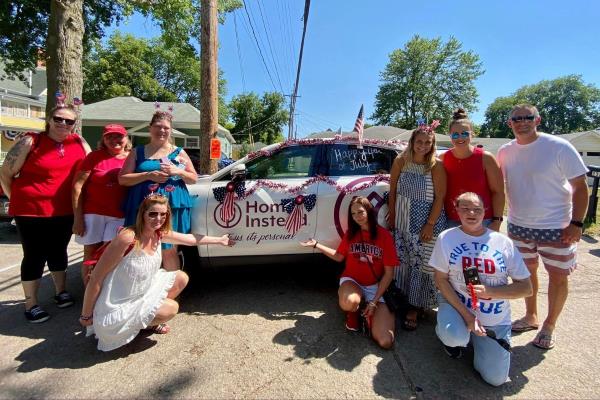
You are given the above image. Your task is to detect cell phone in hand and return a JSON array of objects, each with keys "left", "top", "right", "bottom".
[{"left": 463, "top": 265, "right": 481, "bottom": 285}]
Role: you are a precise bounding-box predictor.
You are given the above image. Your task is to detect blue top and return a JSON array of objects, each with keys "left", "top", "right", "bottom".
[{"left": 123, "top": 145, "right": 193, "bottom": 226}]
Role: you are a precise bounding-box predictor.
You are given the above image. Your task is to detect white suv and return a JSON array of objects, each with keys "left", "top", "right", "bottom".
[{"left": 183, "top": 138, "right": 404, "bottom": 267}]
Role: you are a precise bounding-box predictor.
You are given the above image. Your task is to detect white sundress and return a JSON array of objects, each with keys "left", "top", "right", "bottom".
[{"left": 86, "top": 244, "right": 177, "bottom": 352}]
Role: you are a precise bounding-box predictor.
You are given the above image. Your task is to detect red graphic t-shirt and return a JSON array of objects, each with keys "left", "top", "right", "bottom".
[
  {"left": 337, "top": 225, "right": 399, "bottom": 286},
  {"left": 78, "top": 149, "right": 128, "bottom": 218}
]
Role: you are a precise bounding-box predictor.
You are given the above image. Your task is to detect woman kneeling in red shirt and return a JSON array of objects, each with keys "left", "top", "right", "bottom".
[{"left": 300, "top": 196, "right": 399, "bottom": 349}]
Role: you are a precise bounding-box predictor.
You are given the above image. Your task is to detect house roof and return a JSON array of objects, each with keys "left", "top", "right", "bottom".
[
  {"left": 82, "top": 96, "right": 235, "bottom": 143},
  {"left": 557, "top": 129, "right": 600, "bottom": 141}
]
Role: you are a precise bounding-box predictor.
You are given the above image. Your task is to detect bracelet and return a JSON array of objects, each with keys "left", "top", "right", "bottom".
[
  {"left": 492, "top": 216, "right": 504, "bottom": 222},
  {"left": 313, "top": 241, "right": 319, "bottom": 248},
  {"left": 80, "top": 315, "right": 92, "bottom": 321},
  {"left": 368, "top": 301, "right": 377, "bottom": 308},
  {"left": 570, "top": 220, "right": 584, "bottom": 228}
]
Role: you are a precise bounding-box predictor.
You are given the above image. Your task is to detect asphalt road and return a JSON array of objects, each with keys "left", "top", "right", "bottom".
[{"left": 0, "top": 221, "right": 599, "bottom": 399}]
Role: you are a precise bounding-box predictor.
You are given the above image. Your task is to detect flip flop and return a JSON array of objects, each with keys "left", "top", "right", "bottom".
[
  {"left": 144, "top": 323, "right": 171, "bottom": 335},
  {"left": 532, "top": 330, "right": 555, "bottom": 350},
  {"left": 511, "top": 318, "right": 539, "bottom": 332},
  {"left": 401, "top": 310, "right": 418, "bottom": 331}
]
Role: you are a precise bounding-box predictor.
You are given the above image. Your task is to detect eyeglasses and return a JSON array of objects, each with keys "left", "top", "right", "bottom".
[
  {"left": 52, "top": 116, "right": 76, "bottom": 126},
  {"left": 510, "top": 115, "right": 535, "bottom": 123},
  {"left": 450, "top": 131, "right": 470, "bottom": 140},
  {"left": 147, "top": 211, "right": 168, "bottom": 218},
  {"left": 457, "top": 207, "right": 484, "bottom": 214}
]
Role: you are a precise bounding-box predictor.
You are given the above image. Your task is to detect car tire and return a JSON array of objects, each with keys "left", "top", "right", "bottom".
[{"left": 179, "top": 244, "right": 202, "bottom": 286}]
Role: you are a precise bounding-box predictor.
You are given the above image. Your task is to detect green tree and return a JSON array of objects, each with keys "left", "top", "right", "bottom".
[
  {"left": 482, "top": 75, "right": 600, "bottom": 137},
  {"left": 83, "top": 32, "right": 229, "bottom": 125},
  {"left": 229, "top": 92, "right": 289, "bottom": 145},
  {"left": 371, "top": 35, "right": 484, "bottom": 130}
]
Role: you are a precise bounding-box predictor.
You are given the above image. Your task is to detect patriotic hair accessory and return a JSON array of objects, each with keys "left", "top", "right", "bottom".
[
  {"left": 145, "top": 183, "right": 168, "bottom": 199},
  {"left": 416, "top": 118, "right": 440, "bottom": 134},
  {"left": 153, "top": 102, "right": 175, "bottom": 117}
]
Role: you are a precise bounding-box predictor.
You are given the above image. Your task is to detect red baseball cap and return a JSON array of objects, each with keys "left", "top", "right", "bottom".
[{"left": 102, "top": 124, "right": 127, "bottom": 136}]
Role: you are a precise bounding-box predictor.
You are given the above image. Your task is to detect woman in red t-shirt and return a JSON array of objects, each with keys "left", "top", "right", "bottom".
[
  {"left": 0, "top": 103, "right": 90, "bottom": 323},
  {"left": 300, "top": 196, "right": 399, "bottom": 349},
  {"left": 72, "top": 124, "right": 131, "bottom": 284},
  {"left": 441, "top": 108, "right": 505, "bottom": 231}
]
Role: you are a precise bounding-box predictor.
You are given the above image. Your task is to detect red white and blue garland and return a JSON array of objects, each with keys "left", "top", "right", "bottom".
[{"left": 212, "top": 174, "right": 390, "bottom": 234}]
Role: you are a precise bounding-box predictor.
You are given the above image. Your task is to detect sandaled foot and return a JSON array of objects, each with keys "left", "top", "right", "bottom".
[
  {"left": 144, "top": 323, "right": 171, "bottom": 335},
  {"left": 402, "top": 310, "right": 418, "bottom": 331},
  {"left": 511, "top": 317, "right": 539, "bottom": 332},
  {"left": 532, "top": 330, "right": 555, "bottom": 350}
]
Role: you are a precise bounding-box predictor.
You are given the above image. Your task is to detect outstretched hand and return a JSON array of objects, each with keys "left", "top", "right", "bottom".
[
  {"left": 299, "top": 238, "right": 317, "bottom": 248},
  {"left": 220, "top": 234, "right": 235, "bottom": 247}
]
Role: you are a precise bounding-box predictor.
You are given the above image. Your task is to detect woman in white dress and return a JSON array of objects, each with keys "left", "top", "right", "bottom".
[{"left": 79, "top": 193, "right": 234, "bottom": 351}]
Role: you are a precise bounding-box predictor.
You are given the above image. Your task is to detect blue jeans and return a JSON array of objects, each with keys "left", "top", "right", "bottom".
[{"left": 436, "top": 294, "right": 511, "bottom": 386}]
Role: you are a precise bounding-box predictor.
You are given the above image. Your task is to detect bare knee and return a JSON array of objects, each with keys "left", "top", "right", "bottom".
[
  {"left": 176, "top": 271, "right": 189, "bottom": 290},
  {"left": 339, "top": 294, "right": 360, "bottom": 312}
]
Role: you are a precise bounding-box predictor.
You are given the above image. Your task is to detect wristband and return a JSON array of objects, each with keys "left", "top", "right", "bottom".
[
  {"left": 313, "top": 241, "right": 318, "bottom": 249},
  {"left": 570, "top": 220, "right": 584, "bottom": 228},
  {"left": 491, "top": 216, "right": 503, "bottom": 222},
  {"left": 80, "top": 315, "right": 92, "bottom": 321}
]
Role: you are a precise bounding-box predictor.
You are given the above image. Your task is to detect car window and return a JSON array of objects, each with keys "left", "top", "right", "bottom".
[
  {"left": 245, "top": 145, "right": 318, "bottom": 180},
  {"left": 325, "top": 144, "right": 397, "bottom": 176}
]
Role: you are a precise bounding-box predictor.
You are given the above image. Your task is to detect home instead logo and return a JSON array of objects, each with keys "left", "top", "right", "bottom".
[
  {"left": 213, "top": 200, "right": 307, "bottom": 229},
  {"left": 333, "top": 177, "right": 389, "bottom": 238},
  {"left": 214, "top": 202, "right": 243, "bottom": 228}
]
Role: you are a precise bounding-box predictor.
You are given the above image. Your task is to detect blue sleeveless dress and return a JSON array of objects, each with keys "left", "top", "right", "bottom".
[{"left": 123, "top": 146, "right": 193, "bottom": 249}]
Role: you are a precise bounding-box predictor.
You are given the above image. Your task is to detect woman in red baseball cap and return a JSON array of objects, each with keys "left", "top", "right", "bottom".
[{"left": 72, "top": 124, "right": 131, "bottom": 285}]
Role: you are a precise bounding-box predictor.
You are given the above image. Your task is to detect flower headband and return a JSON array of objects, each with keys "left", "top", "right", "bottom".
[{"left": 416, "top": 118, "right": 440, "bottom": 133}]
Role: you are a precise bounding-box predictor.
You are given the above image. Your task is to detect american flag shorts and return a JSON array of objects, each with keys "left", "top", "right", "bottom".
[{"left": 508, "top": 223, "right": 577, "bottom": 275}]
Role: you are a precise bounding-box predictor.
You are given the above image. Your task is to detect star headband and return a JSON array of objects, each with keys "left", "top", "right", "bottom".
[{"left": 416, "top": 118, "right": 440, "bottom": 133}]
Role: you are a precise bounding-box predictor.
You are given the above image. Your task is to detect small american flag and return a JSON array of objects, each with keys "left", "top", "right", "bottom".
[{"left": 353, "top": 104, "right": 364, "bottom": 149}]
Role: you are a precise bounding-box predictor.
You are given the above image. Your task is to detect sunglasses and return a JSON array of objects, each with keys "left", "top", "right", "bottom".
[
  {"left": 52, "top": 116, "right": 76, "bottom": 126},
  {"left": 147, "top": 211, "right": 168, "bottom": 218},
  {"left": 510, "top": 115, "right": 535, "bottom": 123},
  {"left": 450, "top": 131, "right": 470, "bottom": 140}
]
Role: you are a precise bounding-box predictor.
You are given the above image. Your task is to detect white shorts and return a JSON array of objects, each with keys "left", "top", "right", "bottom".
[
  {"left": 339, "top": 277, "right": 385, "bottom": 303},
  {"left": 75, "top": 214, "right": 125, "bottom": 245}
]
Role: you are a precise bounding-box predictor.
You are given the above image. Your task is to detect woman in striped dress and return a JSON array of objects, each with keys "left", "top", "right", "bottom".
[{"left": 387, "top": 122, "right": 447, "bottom": 331}]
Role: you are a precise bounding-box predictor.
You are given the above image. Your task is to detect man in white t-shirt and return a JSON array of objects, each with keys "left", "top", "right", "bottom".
[
  {"left": 497, "top": 104, "right": 589, "bottom": 350},
  {"left": 430, "top": 192, "right": 532, "bottom": 386}
]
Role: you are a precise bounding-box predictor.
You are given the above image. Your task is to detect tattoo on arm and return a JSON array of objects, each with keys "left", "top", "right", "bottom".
[{"left": 3, "top": 137, "right": 32, "bottom": 172}]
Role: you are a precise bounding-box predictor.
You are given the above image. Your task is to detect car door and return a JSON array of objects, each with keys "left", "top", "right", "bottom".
[
  {"left": 205, "top": 144, "right": 321, "bottom": 257},
  {"left": 314, "top": 143, "right": 398, "bottom": 250}
]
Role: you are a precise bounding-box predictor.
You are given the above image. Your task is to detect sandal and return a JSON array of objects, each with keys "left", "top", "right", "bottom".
[
  {"left": 532, "top": 330, "right": 555, "bottom": 350},
  {"left": 511, "top": 317, "right": 539, "bottom": 332},
  {"left": 144, "top": 323, "right": 171, "bottom": 335},
  {"left": 402, "top": 310, "right": 418, "bottom": 331}
]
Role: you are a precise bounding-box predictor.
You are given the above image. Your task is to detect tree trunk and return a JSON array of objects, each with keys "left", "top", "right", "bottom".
[
  {"left": 199, "top": 0, "right": 219, "bottom": 175},
  {"left": 46, "top": 0, "right": 84, "bottom": 132}
]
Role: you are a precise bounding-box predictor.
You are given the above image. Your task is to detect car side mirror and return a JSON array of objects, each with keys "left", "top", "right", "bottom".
[{"left": 231, "top": 163, "right": 247, "bottom": 181}]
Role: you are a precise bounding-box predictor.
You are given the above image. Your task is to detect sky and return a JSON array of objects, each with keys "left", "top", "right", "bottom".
[{"left": 109, "top": 0, "right": 600, "bottom": 138}]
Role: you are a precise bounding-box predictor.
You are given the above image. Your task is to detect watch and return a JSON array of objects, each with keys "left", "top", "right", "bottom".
[
  {"left": 570, "top": 220, "right": 584, "bottom": 228},
  {"left": 491, "top": 216, "right": 504, "bottom": 222}
]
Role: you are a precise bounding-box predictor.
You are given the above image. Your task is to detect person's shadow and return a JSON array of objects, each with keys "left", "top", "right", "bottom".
[{"left": 0, "top": 266, "right": 158, "bottom": 372}]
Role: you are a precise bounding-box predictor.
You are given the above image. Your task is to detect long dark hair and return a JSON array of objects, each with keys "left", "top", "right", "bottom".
[{"left": 346, "top": 196, "right": 378, "bottom": 241}]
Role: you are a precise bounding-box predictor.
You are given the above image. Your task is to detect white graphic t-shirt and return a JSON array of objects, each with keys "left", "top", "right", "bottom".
[{"left": 429, "top": 227, "right": 530, "bottom": 326}]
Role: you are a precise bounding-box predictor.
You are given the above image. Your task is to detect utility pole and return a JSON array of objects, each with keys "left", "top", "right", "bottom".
[
  {"left": 288, "top": 0, "right": 311, "bottom": 140},
  {"left": 200, "top": 0, "right": 219, "bottom": 174}
]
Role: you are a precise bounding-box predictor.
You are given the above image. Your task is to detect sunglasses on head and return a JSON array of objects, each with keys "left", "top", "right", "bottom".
[
  {"left": 510, "top": 115, "right": 535, "bottom": 123},
  {"left": 147, "top": 211, "right": 168, "bottom": 218},
  {"left": 52, "top": 116, "right": 76, "bottom": 126},
  {"left": 450, "top": 131, "right": 470, "bottom": 140}
]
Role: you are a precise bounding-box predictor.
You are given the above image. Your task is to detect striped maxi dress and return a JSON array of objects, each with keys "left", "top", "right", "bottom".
[{"left": 393, "top": 161, "right": 447, "bottom": 310}]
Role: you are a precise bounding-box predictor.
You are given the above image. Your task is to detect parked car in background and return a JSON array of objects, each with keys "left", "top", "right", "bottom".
[{"left": 181, "top": 138, "right": 405, "bottom": 268}]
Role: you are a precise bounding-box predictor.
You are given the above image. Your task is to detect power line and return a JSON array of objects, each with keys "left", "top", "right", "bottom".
[
  {"left": 255, "top": 0, "right": 285, "bottom": 94},
  {"left": 288, "top": 0, "right": 311, "bottom": 140},
  {"left": 230, "top": 113, "right": 281, "bottom": 135},
  {"left": 242, "top": 1, "right": 281, "bottom": 94},
  {"left": 232, "top": 12, "right": 246, "bottom": 93}
]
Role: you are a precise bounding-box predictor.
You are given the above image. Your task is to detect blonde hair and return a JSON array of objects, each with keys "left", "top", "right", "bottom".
[
  {"left": 401, "top": 127, "right": 437, "bottom": 172},
  {"left": 454, "top": 192, "right": 484, "bottom": 209},
  {"left": 97, "top": 136, "right": 133, "bottom": 152},
  {"left": 132, "top": 194, "right": 173, "bottom": 241}
]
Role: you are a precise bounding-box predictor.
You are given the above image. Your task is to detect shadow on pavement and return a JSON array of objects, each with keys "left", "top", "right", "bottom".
[{"left": 0, "top": 266, "right": 160, "bottom": 373}]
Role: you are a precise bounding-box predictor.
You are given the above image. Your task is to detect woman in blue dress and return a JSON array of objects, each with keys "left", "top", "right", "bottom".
[{"left": 119, "top": 111, "right": 197, "bottom": 270}]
